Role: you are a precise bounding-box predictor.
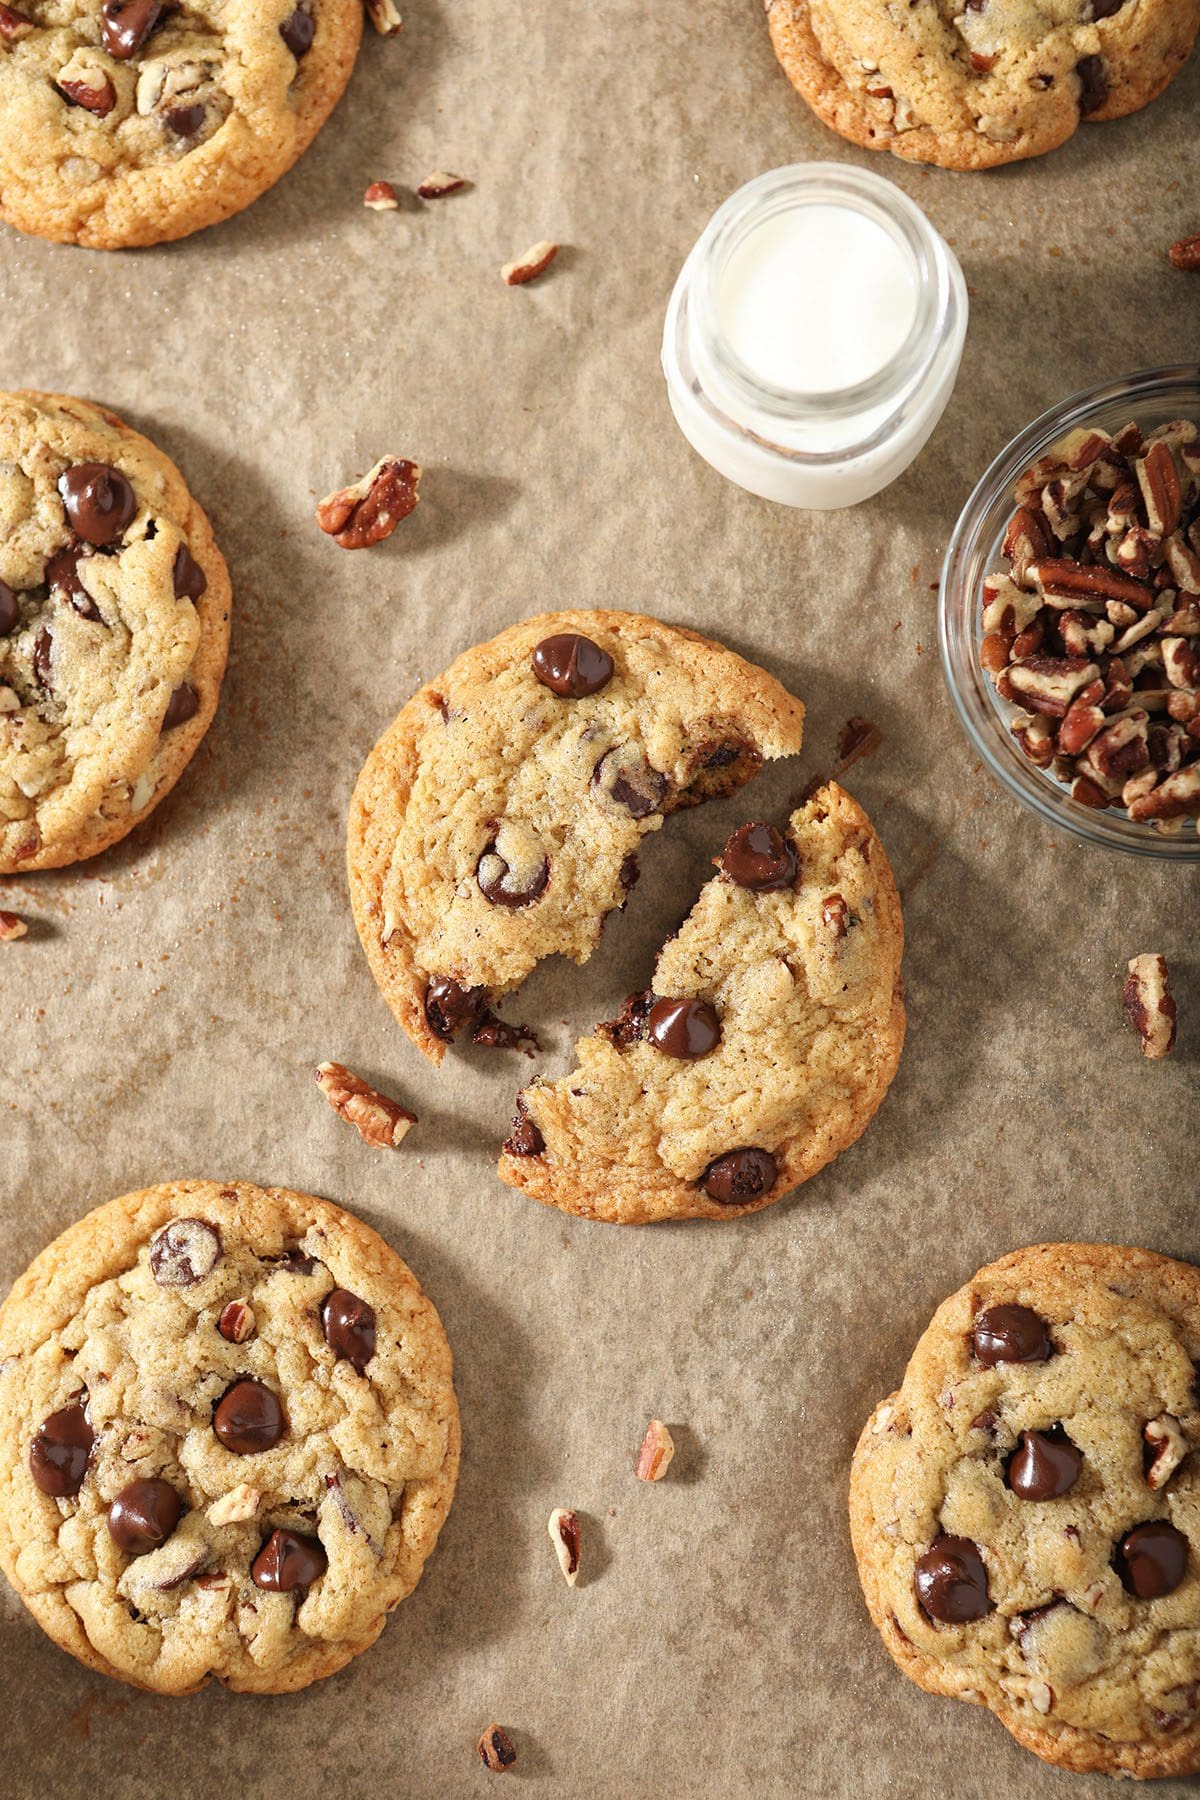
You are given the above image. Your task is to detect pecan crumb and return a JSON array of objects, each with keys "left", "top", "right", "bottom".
[
  {"left": 315, "top": 1061, "right": 417, "bottom": 1148},
  {"left": 477, "top": 1724, "right": 517, "bottom": 1773},
  {"left": 1169, "top": 233, "right": 1200, "bottom": 273},
  {"left": 0, "top": 7, "right": 35, "bottom": 42},
  {"left": 635, "top": 1419, "right": 675, "bottom": 1482},
  {"left": 547, "top": 1506, "right": 581, "bottom": 1586},
  {"left": 417, "top": 170, "right": 467, "bottom": 199},
  {"left": 316, "top": 455, "right": 420, "bottom": 550},
  {"left": 363, "top": 180, "right": 399, "bottom": 211},
  {"left": 207, "top": 1483, "right": 260, "bottom": 1527},
  {"left": 217, "top": 1298, "right": 255, "bottom": 1344},
  {"left": 1145, "top": 1413, "right": 1188, "bottom": 1489},
  {"left": 365, "top": 0, "right": 402, "bottom": 34},
  {"left": 1121, "top": 954, "right": 1178, "bottom": 1058},
  {"left": 0, "top": 910, "right": 28, "bottom": 942},
  {"left": 502, "top": 240, "right": 558, "bottom": 286}
]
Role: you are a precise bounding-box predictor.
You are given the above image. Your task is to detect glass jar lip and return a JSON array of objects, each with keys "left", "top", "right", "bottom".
[
  {"left": 691, "top": 163, "right": 946, "bottom": 424},
  {"left": 938, "top": 363, "right": 1200, "bottom": 862}
]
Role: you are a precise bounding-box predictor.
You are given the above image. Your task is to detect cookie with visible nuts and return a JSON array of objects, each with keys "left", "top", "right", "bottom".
[
  {"left": 850, "top": 1242, "right": 1200, "bottom": 1778},
  {"left": 0, "top": 1179, "right": 459, "bottom": 1694}
]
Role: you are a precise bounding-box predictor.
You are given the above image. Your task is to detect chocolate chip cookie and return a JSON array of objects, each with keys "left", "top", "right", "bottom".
[
  {"left": 767, "top": 0, "right": 1200, "bottom": 171},
  {"left": 347, "top": 610, "right": 806, "bottom": 1065},
  {"left": 0, "top": 1, "right": 362, "bottom": 248},
  {"left": 0, "top": 1179, "right": 459, "bottom": 1694},
  {"left": 850, "top": 1243, "right": 1200, "bottom": 1777},
  {"left": 0, "top": 390, "right": 230, "bottom": 872},
  {"left": 498, "top": 782, "right": 904, "bottom": 1224}
]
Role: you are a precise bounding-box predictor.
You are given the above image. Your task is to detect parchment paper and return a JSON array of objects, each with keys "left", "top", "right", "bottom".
[{"left": 2, "top": 5, "right": 1199, "bottom": 1795}]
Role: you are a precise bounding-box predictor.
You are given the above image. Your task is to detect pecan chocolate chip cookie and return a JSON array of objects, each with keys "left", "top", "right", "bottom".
[
  {"left": 851, "top": 1243, "right": 1200, "bottom": 1778},
  {"left": 767, "top": 0, "right": 1200, "bottom": 171},
  {"left": 498, "top": 782, "right": 904, "bottom": 1224},
  {"left": 0, "top": 1180, "right": 459, "bottom": 1695},
  {"left": 347, "top": 610, "right": 806, "bottom": 1065},
  {"left": 0, "top": 1, "right": 361, "bottom": 248},
  {"left": 0, "top": 391, "right": 230, "bottom": 872}
]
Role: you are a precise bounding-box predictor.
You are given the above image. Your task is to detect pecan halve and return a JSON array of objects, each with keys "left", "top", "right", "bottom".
[
  {"left": 315, "top": 1061, "right": 416, "bottom": 1148},
  {"left": 315, "top": 456, "right": 421, "bottom": 549}
]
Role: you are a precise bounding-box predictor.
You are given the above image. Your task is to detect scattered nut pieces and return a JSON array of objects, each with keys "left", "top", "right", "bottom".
[
  {"left": 0, "top": 910, "right": 28, "bottom": 942},
  {"left": 547, "top": 1506, "right": 581, "bottom": 1586},
  {"left": 315, "top": 456, "right": 421, "bottom": 550},
  {"left": 1029, "top": 1681, "right": 1054, "bottom": 1716},
  {"left": 217, "top": 1298, "right": 255, "bottom": 1344},
  {"left": 315, "top": 1061, "right": 416, "bottom": 1148},
  {"left": 502, "top": 240, "right": 558, "bottom": 286},
  {"left": 363, "top": 180, "right": 399, "bottom": 211},
  {"left": 417, "top": 170, "right": 467, "bottom": 199},
  {"left": 57, "top": 52, "right": 118, "bottom": 118},
  {"left": 207, "top": 1483, "right": 260, "bottom": 1527},
  {"left": 1121, "top": 954, "right": 1178, "bottom": 1059},
  {"left": 1145, "top": 1413, "right": 1188, "bottom": 1490},
  {"left": 477, "top": 1724, "right": 517, "bottom": 1773},
  {"left": 366, "top": 0, "right": 402, "bottom": 34},
  {"left": 1169, "top": 233, "right": 1200, "bottom": 273},
  {"left": 635, "top": 1419, "right": 675, "bottom": 1482},
  {"left": 0, "top": 7, "right": 35, "bottom": 44}
]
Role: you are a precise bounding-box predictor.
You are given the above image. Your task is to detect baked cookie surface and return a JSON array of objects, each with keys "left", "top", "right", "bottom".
[
  {"left": 347, "top": 610, "right": 806, "bottom": 1065},
  {"left": 767, "top": 0, "right": 1200, "bottom": 171},
  {"left": 850, "top": 1243, "right": 1200, "bottom": 1778},
  {"left": 0, "top": 1, "right": 362, "bottom": 248},
  {"left": 0, "top": 390, "right": 230, "bottom": 872},
  {"left": 0, "top": 1179, "right": 460, "bottom": 1695},
  {"left": 498, "top": 783, "right": 904, "bottom": 1224}
]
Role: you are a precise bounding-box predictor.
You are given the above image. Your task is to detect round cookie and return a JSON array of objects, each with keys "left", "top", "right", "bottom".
[
  {"left": 347, "top": 609, "right": 806, "bottom": 1065},
  {"left": 498, "top": 782, "right": 905, "bottom": 1224},
  {"left": 0, "top": 389, "right": 230, "bottom": 872},
  {"left": 0, "top": 1179, "right": 460, "bottom": 1696},
  {"left": 850, "top": 1243, "right": 1200, "bottom": 1778},
  {"left": 0, "top": 1, "right": 362, "bottom": 249},
  {"left": 766, "top": 0, "right": 1200, "bottom": 171}
]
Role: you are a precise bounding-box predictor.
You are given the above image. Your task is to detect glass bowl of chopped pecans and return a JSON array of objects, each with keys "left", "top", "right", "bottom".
[{"left": 939, "top": 366, "right": 1200, "bottom": 860}]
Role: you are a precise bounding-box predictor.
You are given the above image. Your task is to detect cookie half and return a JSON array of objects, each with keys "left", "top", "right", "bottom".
[
  {"left": 850, "top": 1243, "right": 1200, "bottom": 1778},
  {"left": 0, "top": 1179, "right": 460, "bottom": 1695},
  {"left": 498, "top": 782, "right": 904, "bottom": 1224},
  {"left": 347, "top": 609, "right": 806, "bottom": 1065},
  {"left": 0, "top": 390, "right": 230, "bottom": 872},
  {"left": 766, "top": 0, "right": 1200, "bottom": 171},
  {"left": 0, "top": 2, "right": 362, "bottom": 249}
]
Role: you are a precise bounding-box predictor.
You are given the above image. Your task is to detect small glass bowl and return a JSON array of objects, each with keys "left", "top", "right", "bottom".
[{"left": 939, "top": 366, "right": 1200, "bottom": 862}]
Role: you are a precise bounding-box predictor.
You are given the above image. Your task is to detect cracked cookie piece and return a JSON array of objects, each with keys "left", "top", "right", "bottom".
[
  {"left": 766, "top": 0, "right": 1200, "bottom": 171},
  {"left": 850, "top": 1243, "right": 1200, "bottom": 1778},
  {"left": 347, "top": 610, "right": 806, "bottom": 1065},
  {"left": 0, "top": 1179, "right": 459, "bottom": 1694},
  {"left": 498, "top": 783, "right": 904, "bottom": 1224},
  {"left": 0, "top": 390, "right": 230, "bottom": 872},
  {"left": 0, "top": 1, "right": 362, "bottom": 248}
]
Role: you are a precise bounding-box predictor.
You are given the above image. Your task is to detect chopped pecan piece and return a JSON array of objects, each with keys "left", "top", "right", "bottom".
[
  {"left": 57, "top": 50, "right": 118, "bottom": 118},
  {"left": 0, "top": 910, "right": 28, "bottom": 942},
  {"left": 1001, "top": 656, "right": 1100, "bottom": 718},
  {"left": 547, "top": 1507, "right": 581, "bottom": 1586},
  {"left": 363, "top": 180, "right": 399, "bottom": 210},
  {"left": 316, "top": 455, "right": 421, "bottom": 549},
  {"left": 1169, "top": 233, "right": 1200, "bottom": 273},
  {"left": 1145, "top": 1414, "right": 1188, "bottom": 1489},
  {"left": 1121, "top": 954, "right": 1177, "bottom": 1057},
  {"left": 0, "top": 5, "right": 34, "bottom": 41},
  {"left": 417, "top": 170, "right": 467, "bottom": 198},
  {"left": 1136, "top": 440, "right": 1183, "bottom": 539},
  {"left": 635, "top": 1419, "right": 676, "bottom": 1482},
  {"left": 208, "top": 1483, "right": 260, "bottom": 1526},
  {"left": 315, "top": 1061, "right": 416, "bottom": 1147},
  {"left": 477, "top": 1725, "right": 517, "bottom": 1773},
  {"left": 366, "top": 0, "right": 402, "bottom": 34},
  {"left": 501, "top": 240, "right": 558, "bottom": 286}
]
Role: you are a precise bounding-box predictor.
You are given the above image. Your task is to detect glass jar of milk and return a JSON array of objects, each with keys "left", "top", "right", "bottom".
[{"left": 662, "top": 163, "right": 968, "bottom": 509}]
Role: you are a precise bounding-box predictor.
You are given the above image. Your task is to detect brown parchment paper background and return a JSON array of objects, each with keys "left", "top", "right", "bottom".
[{"left": 1, "top": 5, "right": 1199, "bottom": 1795}]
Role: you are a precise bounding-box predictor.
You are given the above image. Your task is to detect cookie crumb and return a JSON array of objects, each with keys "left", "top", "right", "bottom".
[
  {"left": 502, "top": 241, "right": 558, "bottom": 286},
  {"left": 315, "top": 1061, "right": 417, "bottom": 1147},
  {"left": 477, "top": 1724, "right": 517, "bottom": 1772}
]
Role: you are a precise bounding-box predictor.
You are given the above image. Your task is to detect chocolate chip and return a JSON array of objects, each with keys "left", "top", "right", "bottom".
[
  {"left": 0, "top": 580, "right": 17, "bottom": 635},
  {"left": 504, "top": 1100, "right": 544, "bottom": 1157},
  {"left": 30, "top": 1403, "right": 93, "bottom": 1498},
  {"left": 212, "top": 1379, "right": 284, "bottom": 1454},
  {"left": 619, "top": 852, "right": 640, "bottom": 894},
  {"left": 279, "top": 2, "right": 315, "bottom": 56},
  {"left": 269, "top": 1248, "right": 317, "bottom": 1275},
  {"left": 251, "top": 1527, "right": 327, "bottom": 1592},
  {"left": 471, "top": 1011, "right": 539, "bottom": 1052},
  {"left": 646, "top": 995, "right": 721, "bottom": 1059},
  {"left": 149, "top": 1218, "right": 221, "bottom": 1287},
  {"left": 320, "top": 1288, "right": 376, "bottom": 1374},
  {"left": 164, "top": 103, "right": 205, "bottom": 138},
  {"left": 172, "top": 542, "right": 207, "bottom": 600},
  {"left": 1092, "top": 0, "right": 1125, "bottom": 13},
  {"left": 1115, "top": 1521, "right": 1189, "bottom": 1598},
  {"left": 721, "top": 822, "right": 798, "bottom": 891},
  {"left": 33, "top": 627, "right": 53, "bottom": 688},
  {"left": 1007, "top": 1427, "right": 1083, "bottom": 1501},
  {"left": 531, "top": 632, "right": 615, "bottom": 698},
  {"left": 970, "top": 1304, "right": 1052, "bottom": 1367},
  {"left": 597, "top": 988, "right": 654, "bottom": 1049},
  {"left": 99, "top": 0, "right": 164, "bottom": 57},
  {"left": 58, "top": 463, "right": 136, "bottom": 546},
  {"left": 476, "top": 842, "right": 550, "bottom": 908},
  {"left": 160, "top": 682, "right": 199, "bottom": 731},
  {"left": 424, "top": 975, "right": 485, "bottom": 1042},
  {"left": 592, "top": 745, "right": 668, "bottom": 818},
  {"left": 46, "top": 545, "right": 103, "bottom": 622},
  {"left": 1076, "top": 54, "right": 1107, "bottom": 114},
  {"left": 914, "top": 1534, "right": 992, "bottom": 1623},
  {"left": 698, "top": 1147, "right": 777, "bottom": 1206},
  {"left": 107, "top": 1478, "right": 181, "bottom": 1555}
]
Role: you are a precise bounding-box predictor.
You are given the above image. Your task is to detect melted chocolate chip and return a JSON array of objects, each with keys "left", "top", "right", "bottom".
[
  {"left": 721, "top": 822, "right": 797, "bottom": 892},
  {"left": 471, "top": 1012, "right": 539, "bottom": 1052},
  {"left": 504, "top": 1101, "right": 545, "bottom": 1157},
  {"left": 161, "top": 682, "right": 199, "bottom": 731},
  {"left": 279, "top": 3, "right": 315, "bottom": 56},
  {"left": 597, "top": 988, "right": 654, "bottom": 1050},
  {"left": 252, "top": 1527, "right": 326, "bottom": 1592},
  {"left": 531, "top": 632, "right": 615, "bottom": 698},
  {"left": 476, "top": 842, "right": 550, "bottom": 908},
  {"left": 46, "top": 545, "right": 102, "bottom": 622},
  {"left": 914, "top": 1534, "right": 992, "bottom": 1623},
  {"left": 698, "top": 1147, "right": 777, "bottom": 1206},
  {"left": 1007, "top": 1427, "right": 1083, "bottom": 1501},
  {"left": 0, "top": 580, "right": 17, "bottom": 635},
  {"left": 1092, "top": 0, "right": 1125, "bottom": 13},
  {"left": 107, "top": 1478, "right": 181, "bottom": 1555},
  {"left": 646, "top": 995, "right": 721, "bottom": 1059},
  {"left": 33, "top": 627, "right": 53, "bottom": 688},
  {"left": 1115, "top": 1521, "right": 1189, "bottom": 1599},
  {"left": 592, "top": 745, "right": 668, "bottom": 818},
  {"left": 30, "top": 1403, "right": 94, "bottom": 1497},
  {"left": 212, "top": 1379, "right": 284, "bottom": 1454},
  {"left": 164, "top": 102, "right": 205, "bottom": 138},
  {"left": 100, "top": 0, "right": 163, "bottom": 58},
  {"left": 269, "top": 1248, "right": 317, "bottom": 1275},
  {"left": 619, "top": 852, "right": 640, "bottom": 894},
  {"left": 424, "top": 976, "right": 485, "bottom": 1042},
  {"left": 149, "top": 1218, "right": 221, "bottom": 1287},
  {"left": 58, "top": 463, "right": 136, "bottom": 546},
  {"left": 172, "top": 542, "right": 207, "bottom": 600},
  {"left": 970, "top": 1304, "right": 1052, "bottom": 1367},
  {"left": 320, "top": 1289, "right": 376, "bottom": 1373},
  {"left": 1076, "top": 54, "right": 1107, "bottom": 114}
]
